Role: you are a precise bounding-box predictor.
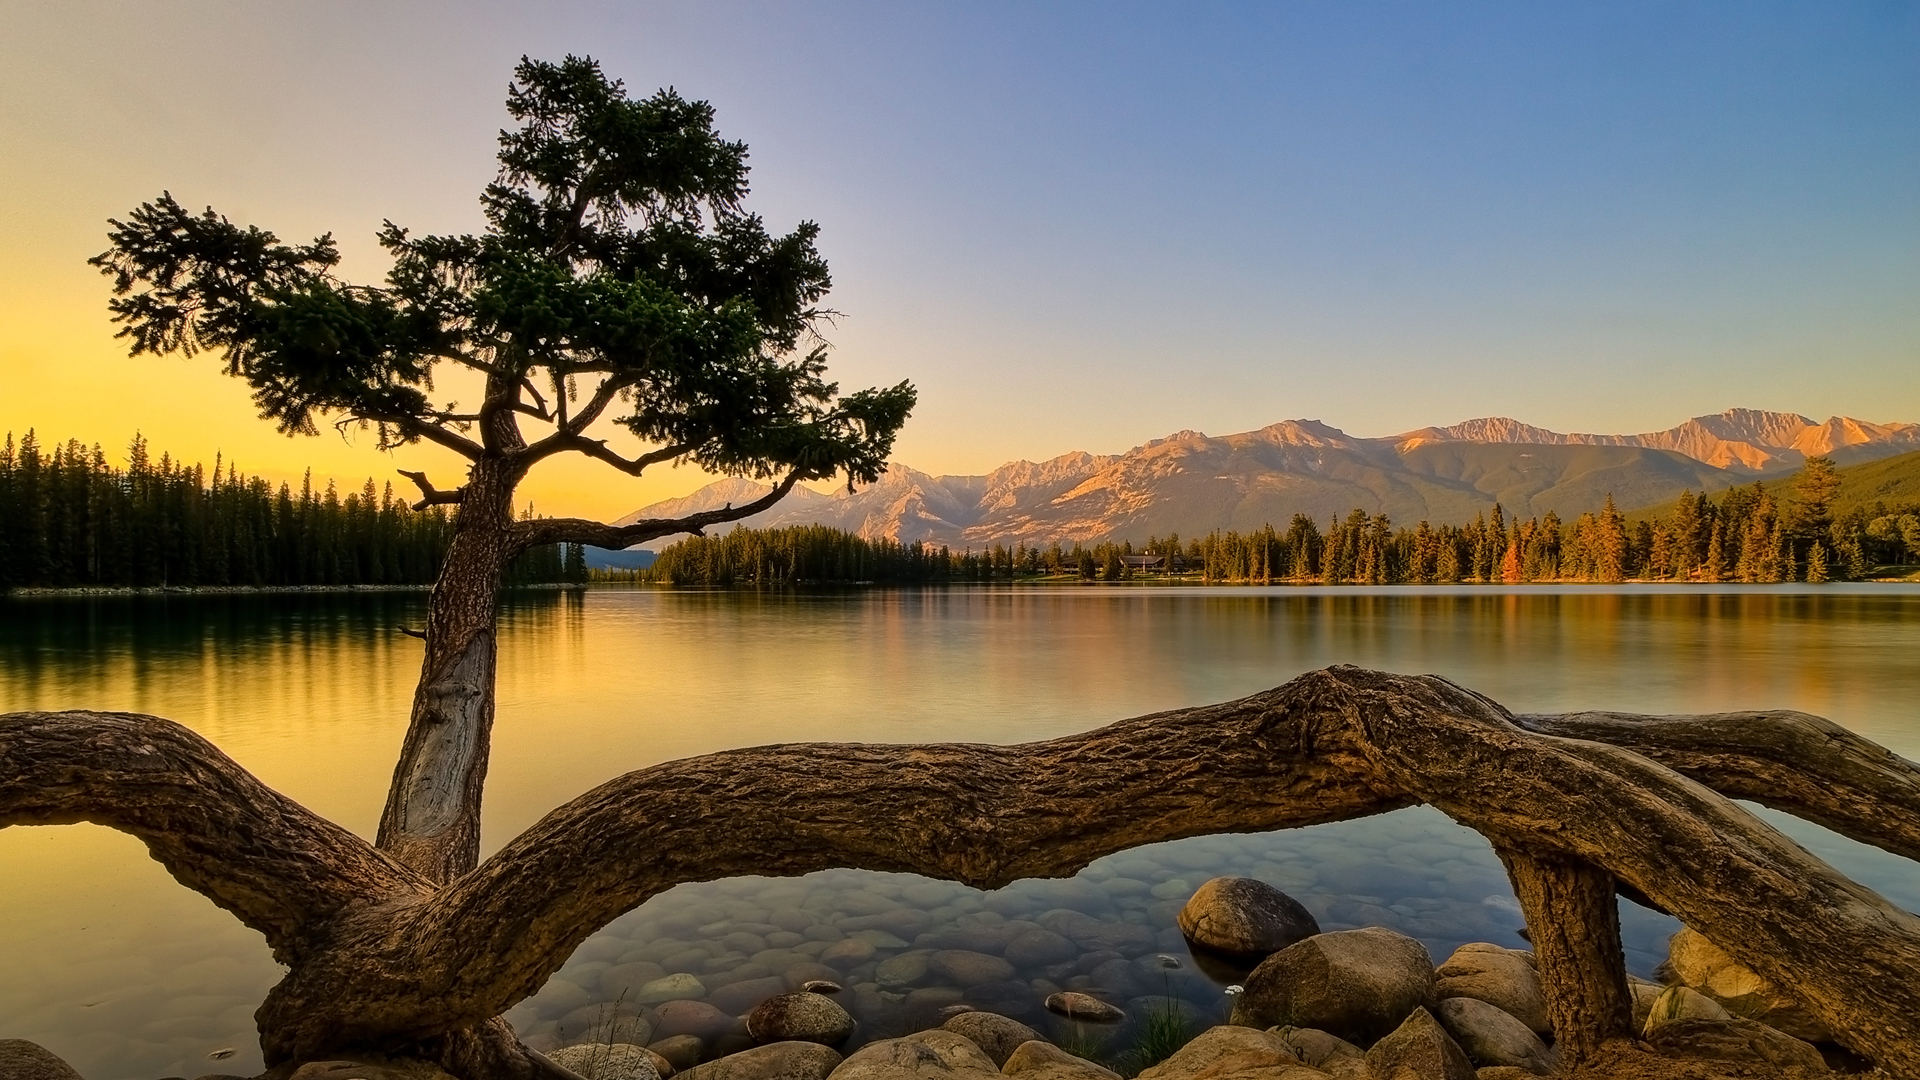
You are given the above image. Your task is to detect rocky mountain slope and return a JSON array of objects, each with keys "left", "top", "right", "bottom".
[{"left": 612, "top": 409, "right": 1920, "bottom": 549}]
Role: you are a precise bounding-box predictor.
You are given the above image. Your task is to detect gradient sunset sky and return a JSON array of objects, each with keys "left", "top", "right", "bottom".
[{"left": 4, "top": 2, "right": 1917, "bottom": 519}]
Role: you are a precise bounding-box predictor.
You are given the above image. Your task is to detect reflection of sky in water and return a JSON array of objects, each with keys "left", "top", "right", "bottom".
[{"left": 1, "top": 585, "right": 1916, "bottom": 1077}]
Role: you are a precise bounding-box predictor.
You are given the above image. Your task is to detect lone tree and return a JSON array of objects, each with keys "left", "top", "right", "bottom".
[
  {"left": 5, "top": 54, "right": 1920, "bottom": 1080},
  {"left": 91, "top": 56, "right": 915, "bottom": 882}
]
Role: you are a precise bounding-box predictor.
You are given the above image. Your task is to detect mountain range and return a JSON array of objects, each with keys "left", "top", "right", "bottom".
[{"left": 612, "top": 408, "right": 1920, "bottom": 550}]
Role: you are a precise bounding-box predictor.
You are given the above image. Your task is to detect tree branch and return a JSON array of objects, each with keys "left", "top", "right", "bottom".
[
  {"left": 15, "top": 670, "right": 1920, "bottom": 1072},
  {"left": 523, "top": 434, "right": 695, "bottom": 477},
  {"left": 1515, "top": 708, "right": 1920, "bottom": 863},
  {"left": 0, "top": 710, "right": 426, "bottom": 956},
  {"left": 508, "top": 471, "right": 800, "bottom": 550},
  {"left": 363, "top": 411, "right": 485, "bottom": 460},
  {"left": 561, "top": 374, "right": 631, "bottom": 436},
  {"left": 398, "top": 470, "right": 466, "bottom": 511},
  {"left": 380, "top": 669, "right": 1920, "bottom": 1072}
]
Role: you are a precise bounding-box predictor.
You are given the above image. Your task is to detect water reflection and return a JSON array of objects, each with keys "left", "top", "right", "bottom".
[{"left": 1, "top": 584, "right": 1916, "bottom": 1077}]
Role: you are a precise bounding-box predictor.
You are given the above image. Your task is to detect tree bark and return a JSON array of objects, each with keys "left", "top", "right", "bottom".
[
  {"left": 1516, "top": 707, "right": 1920, "bottom": 863},
  {"left": 8, "top": 666, "right": 1920, "bottom": 1074},
  {"left": 376, "top": 461, "right": 516, "bottom": 883},
  {"left": 1494, "top": 846, "right": 1633, "bottom": 1063}
]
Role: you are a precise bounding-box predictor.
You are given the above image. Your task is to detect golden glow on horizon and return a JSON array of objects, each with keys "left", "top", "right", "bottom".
[{"left": 0, "top": 251, "right": 730, "bottom": 521}]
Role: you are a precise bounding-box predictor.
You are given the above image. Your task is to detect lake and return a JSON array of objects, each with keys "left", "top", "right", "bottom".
[{"left": 3, "top": 584, "right": 1918, "bottom": 1078}]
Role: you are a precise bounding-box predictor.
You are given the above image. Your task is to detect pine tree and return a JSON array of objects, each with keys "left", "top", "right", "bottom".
[
  {"left": 1806, "top": 542, "right": 1829, "bottom": 583},
  {"left": 1704, "top": 520, "right": 1726, "bottom": 582},
  {"left": 1595, "top": 496, "right": 1627, "bottom": 583}
]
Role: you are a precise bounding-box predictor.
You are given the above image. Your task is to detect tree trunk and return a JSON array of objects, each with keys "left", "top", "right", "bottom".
[
  {"left": 7, "top": 667, "right": 1920, "bottom": 1075},
  {"left": 376, "top": 461, "right": 516, "bottom": 883},
  {"left": 1494, "top": 846, "right": 1633, "bottom": 1063}
]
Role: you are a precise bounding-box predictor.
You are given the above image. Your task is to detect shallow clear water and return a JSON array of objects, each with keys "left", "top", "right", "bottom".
[{"left": 2, "top": 584, "right": 1917, "bottom": 1077}]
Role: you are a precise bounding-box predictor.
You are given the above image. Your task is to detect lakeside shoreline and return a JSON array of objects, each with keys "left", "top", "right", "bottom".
[
  {"left": 13, "top": 577, "right": 1920, "bottom": 597},
  {"left": 4, "top": 582, "right": 588, "bottom": 598}
]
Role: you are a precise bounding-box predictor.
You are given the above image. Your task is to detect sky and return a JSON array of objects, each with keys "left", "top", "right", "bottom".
[{"left": 3, "top": 1, "right": 1918, "bottom": 520}]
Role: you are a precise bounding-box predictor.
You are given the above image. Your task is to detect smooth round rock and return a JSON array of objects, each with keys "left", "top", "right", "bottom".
[
  {"left": 1036, "top": 911, "right": 1155, "bottom": 955},
  {"left": 1433, "top": 997, "right": 1555, "bottom": 1075},
  {"left": 829, "top": 1029, "right": 1001, "bottom": 1080},
  {"left": 646, "top": 1035, "right": 705, "bottom": 1074},
  {"left": 653, "top": 999, "right": 738, "bottom": 1042},
  {"left": 1043, "top": 992, "right": 1124, "bottom": 1023},
  {"left": 1641, "top": 1017, "right": 1828, "bottom": 1072},
  {"left": 0, "top": 1042, "right": 84, "bottom": 1080},
  {"left": 1003, "top": 929, "right": 1078, "bottom": 969},
  {"left": 1275, "top": 1027, "right": 1366, "bottom": 1074},
  {"left": 818, "top": 937, "right": 877, "bottom": 968},
  {"left": 1663, "top": 927, "right": 1831, "bottom": 1042},
  {"left": 746, "top": 992, "right": 856, "bottom": 1046},
  {"left": 1133, "top": 1026, "right": 1296, "bottom": 1078},
  {"left": 637, "top": 972, "right": 710, "bottom": 1005},
  {"left": 941, "top": 1011, "right": 1044, "bottom": 1066},
  {"left": 802, "top": 979, "right": 843, "bottom": 994},
  {"left": 1176, "top": 877, "right": 1321, "bottom": 957},
  {"left": 547, "top": 1043, "right": 663, "bottom": 1080},
  {"left": 1228, "top": 926, "right": 1436, "bottom": 1046},
  {"left": 1001, "top": 1040, "right": 1120, "bottom": 1080},
  {"left": 1435, "top": 943, "right": 1550, "bottom": 1036},
  {"left": 877, "top": 951, "right": 932, "bottom": 989},
  {"left": 708, "top": 976, "right": 792, "bottom": 1016},
  {"left": 673, "top": 1041, "right": 842, "bottom": 1080},
  {"left": 930, "top": 949, "right": 1017, "bottom": 986},
  {"left": 1643, "top": 984, "right": 1732, "bottom": 1033}
]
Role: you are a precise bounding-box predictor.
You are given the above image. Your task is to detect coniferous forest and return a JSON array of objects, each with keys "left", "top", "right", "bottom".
[
  {"left": 0, "top": 432, "right": 586, "bottom": 590},
  {"left": 639, "top": 457, "right": 1920, "bottom": 586},
  {"left": 6, "top": 431, "right": 1917, "bottom": 592}
]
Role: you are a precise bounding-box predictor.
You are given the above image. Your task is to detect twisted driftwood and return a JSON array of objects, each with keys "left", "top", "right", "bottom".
[{"left": 4, "top": 666, "right": 1919, "bottom": 1076}]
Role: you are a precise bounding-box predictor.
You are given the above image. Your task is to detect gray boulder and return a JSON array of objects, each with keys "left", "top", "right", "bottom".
[
  {"left": 1230, "top": 926, "right": 1436, "bottom": 1046},
  {"left": 1432, "top": 998, "right": 1554, "bottom": 1075},
  {"left": 825, "top": 1030, "right": 1001, "bottom": 1080},
  {"left": 676, "top": 1042, "right": 843, "bottom": 1080},
  {"left": 1136, "top": 1025, "right": 1303, "bottom": 1080},
  {"left": 1176, "top": 877, "right": 1320, "bottom": 957},
  {"left": 548, "top": 1043, "right": 663, "bottom": 1080},
  {"left": 747, "top": 993, "right": 855, "bottom": 1046},
  {"left": 1000, "top": 1041, "right": 1121, "bottom": 1080},
  {"left": 0, "top": 1043, "right": 83, "bottom": 1080},
  {"left": 1364, "top": 1008, "right": 1475, "bottom": 1080},
  {"left": 939, "top": 1012, "right": 1044, "bottom": 1067},
  {"left": 1433, "top": 944, "right": 1548, "bottom": 1037}
]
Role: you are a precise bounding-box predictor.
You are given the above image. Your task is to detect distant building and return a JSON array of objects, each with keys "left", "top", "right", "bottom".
[{"left": 1120, "top": 554, "right": 1165, "bottom": 571}]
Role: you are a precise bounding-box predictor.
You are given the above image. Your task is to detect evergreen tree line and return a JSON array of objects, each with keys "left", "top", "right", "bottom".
[
  {"left": 0, "top": 431, "right": 587, "bottom": 590},
  {"left": 637, "top": 457, "right": 1920, "bottom": 586},
  {"left": 635, "top": 524, "right": 1172, "bottom": 585}
]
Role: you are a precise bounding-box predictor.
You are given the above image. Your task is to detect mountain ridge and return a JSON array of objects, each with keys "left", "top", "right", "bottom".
[{"left": 614, "top": 408, "right": 1920, "bottom": 550}]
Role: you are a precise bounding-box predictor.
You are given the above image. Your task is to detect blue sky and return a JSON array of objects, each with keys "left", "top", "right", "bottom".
[{"left": 4, "top": 1, "right": 1916, "bottom": 512}]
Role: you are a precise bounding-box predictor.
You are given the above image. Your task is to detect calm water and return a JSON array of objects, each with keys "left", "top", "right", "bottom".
[{"left": 2, "top": 584, "right": 1918, "bottom": 1078}]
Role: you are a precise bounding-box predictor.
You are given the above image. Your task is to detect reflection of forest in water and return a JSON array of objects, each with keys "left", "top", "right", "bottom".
[{"left": 1, "top": 584, "right": 1917, "bottom": 1077}]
